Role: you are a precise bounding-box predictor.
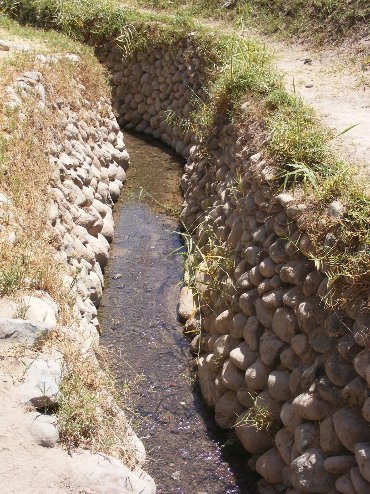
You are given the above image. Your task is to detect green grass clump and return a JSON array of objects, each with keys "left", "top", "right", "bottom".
[
  {"left": 0, "top": 264, "right": 24, "bottom": 295},
  {"left": 2, "top": 0, "right": 203, "bottom": 47},
  {"left": 268, "top": 98, "right": 332, "bottom": 188},
  {"left": 238, "top": 0, "right": 370, "bottom": 41},
  {"left": 1, "top": 0, "right": 368, "bottom": 307},
  {"left": 128, "top": 0, "right": 370, "bottom": 42},
  {"left": 303, "top": 174, "right": 370, "bottom": 305}
]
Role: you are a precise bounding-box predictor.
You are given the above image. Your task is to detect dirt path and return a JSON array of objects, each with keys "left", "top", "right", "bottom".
[
  {"left": 237, "top": 23, "right": 370, "bottom": 170},
  {"left": 258, "top": 35, "right": 370, "bottom": 171},
  {"left": 120, "top": 3, "right": 370, "bottom": 170}
]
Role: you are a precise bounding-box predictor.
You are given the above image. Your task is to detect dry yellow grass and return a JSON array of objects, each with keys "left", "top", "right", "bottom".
[
  {"left": 0, "top": 33, "right": 140, "bottom": 467},
  {"left": 0, "top": 47, "right": 109, "bottom": 319},
  {"left": 55, "top": 341, "right": 142, "bottom": 468}
]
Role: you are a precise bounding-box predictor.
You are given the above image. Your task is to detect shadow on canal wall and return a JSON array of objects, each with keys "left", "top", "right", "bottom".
[
  {"left": 99, "top": 131, "right": 257, "bottom": 493},
  {"left": 96, "top": 42, "right": 370, "bottom": 494}
]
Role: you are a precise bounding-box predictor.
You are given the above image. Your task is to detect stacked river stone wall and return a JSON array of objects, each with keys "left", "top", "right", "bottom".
[
  {"left": 1, "top": 51, "right": 155, "bottom": 494},
  {"left": 99, "top": 40, "right": 370, "bottom": 494},
  {"left": 98, "top": 38, "right": 209, "bottom": 158},
  {"left": 181, "top": 135, "right": 370, "bottom": 494}
]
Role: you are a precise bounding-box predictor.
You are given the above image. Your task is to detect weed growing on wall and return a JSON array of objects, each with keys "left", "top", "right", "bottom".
[
  {"left": 179, "top": 226, "right": 235, "bottom": 305},
  {"left": 234, "top": 394, "right": 273, "bottom": 432},
  {"left": 1, "top": 0, "right": 368, "bottom": 306}
]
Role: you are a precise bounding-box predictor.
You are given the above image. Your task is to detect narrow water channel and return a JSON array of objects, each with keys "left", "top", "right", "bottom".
[{"left": 99, "top": 132, "right": 255, "bottom": 494}]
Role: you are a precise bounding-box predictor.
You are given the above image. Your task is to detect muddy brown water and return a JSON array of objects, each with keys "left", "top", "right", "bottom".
[{"left": 99, "top": 132, "right": 256, "bottom": 494}]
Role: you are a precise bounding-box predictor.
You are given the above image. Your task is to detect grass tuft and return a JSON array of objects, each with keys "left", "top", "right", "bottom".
[
  {"left": 56, "top": 343, "right": 140, "bottom": 467},
  {"left": 1, "top": 0, "right": 368, "bottom": 308},
  {"left": 235, "top": 393, "right": 273, "bottom": 432}
]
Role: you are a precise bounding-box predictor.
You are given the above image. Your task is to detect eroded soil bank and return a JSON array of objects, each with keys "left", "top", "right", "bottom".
[{"left": 100, "top": 132, "right": 256, "bottom": 494}]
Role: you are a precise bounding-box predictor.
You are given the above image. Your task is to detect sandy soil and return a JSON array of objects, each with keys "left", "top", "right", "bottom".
[
  {"left": 0, "top": 345, "right": 80, "bottom": 494},
  {"left": 260, "top": 35, "right": 370, "bottom": 171}
]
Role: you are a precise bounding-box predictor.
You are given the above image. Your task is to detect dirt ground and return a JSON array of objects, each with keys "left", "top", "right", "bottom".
[
  {"left": 0, "top": 345, "right": 80, "bottom": 494},
  {"left": 262, "top": 34, "right": 370, "bottom": 172}
]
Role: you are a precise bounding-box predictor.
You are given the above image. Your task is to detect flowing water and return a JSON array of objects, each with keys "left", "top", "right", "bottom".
[{"left": 99, "top": 132, "right": 256, "bottom": 494}]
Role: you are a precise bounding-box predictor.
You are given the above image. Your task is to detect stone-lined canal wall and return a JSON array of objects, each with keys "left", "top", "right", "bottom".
[
  {"left": 101, "top": 40, "right": 370, "bottom": 494},
  {"left": 1, "top": 48, "right": 155, "bottom": 494},
  {"left": 1, "top": 16, "right": 368, "bottom": 491},
  {"left": 98, "top": 39, "right": 205, "bottom": 158}
]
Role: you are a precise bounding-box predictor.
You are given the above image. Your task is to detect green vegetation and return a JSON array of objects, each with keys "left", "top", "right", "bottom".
[
  {"left": 1, "top": 0, "right": 368, "bottom": 307},
  {"left": 179, "top": 227, "right": 235, "bottom": 301},
  {"left": 57, "top": 344, "right": 140, "bottom": 466},
  {"left": 0, "top": 263, "right": 24, "bottom": 296},
  {"left": 126, "top": 0, "right": 370, "bottom": 42},
  {"left": 239, "top": 0, "right": 370, "bottom": 41},
  {"left": 235, "top": 393, "right": 273, "bottom": 432},
  {"left": 1, "top": 0, "right": 195, "bottom": 46}
]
